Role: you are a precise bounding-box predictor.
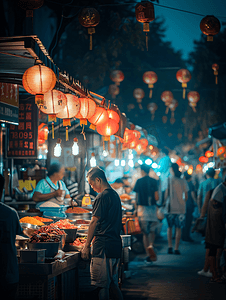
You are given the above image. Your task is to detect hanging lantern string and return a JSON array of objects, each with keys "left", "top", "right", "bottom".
[
  {"left": 58, "top": 1, "right": 226, "bottom": 19},
  {"left": 80, "top": 124, "right": 86, "bottom": 140},
  {"left": 146, "top": 33, "right": 148, "bottom": 51},
  {"left": 103, "top": 138, "right": 105, "bottom": 151}
]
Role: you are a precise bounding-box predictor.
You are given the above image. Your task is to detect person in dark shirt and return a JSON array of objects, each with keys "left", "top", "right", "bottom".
[
  {"left": 81, "top": 167, "right": 123, "bottom": 300},
  {"left": 133, "top": 164, "right": 159, "bottom": 262},
  {"left": 0, "top": 174, "right": 24, "bottom": 300},
  {"left": 182, "top": 171, "right": 196, "bottom": 242}
]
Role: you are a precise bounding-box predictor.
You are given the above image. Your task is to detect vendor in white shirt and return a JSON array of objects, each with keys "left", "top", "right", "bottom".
[
  {"left": 33, "top": 162, "right": 71, "bottom": 208},
  {"left": 111, "top": 178, "right": 125, "bottom": 196}
]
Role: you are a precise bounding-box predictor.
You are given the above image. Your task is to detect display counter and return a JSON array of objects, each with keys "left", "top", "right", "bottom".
[{"left": 18, "top": 252, "right": 80, "bottom": 300}]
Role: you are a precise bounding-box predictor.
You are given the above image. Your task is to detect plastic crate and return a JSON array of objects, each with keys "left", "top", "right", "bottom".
[{"left": 18, "top": 277, "right": 55, "bottom": 300}]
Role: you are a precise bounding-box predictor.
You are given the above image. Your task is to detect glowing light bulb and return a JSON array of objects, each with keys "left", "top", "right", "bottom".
[
  {"left": 128, "top": 159, "right": 134, "bottom": 168},
  {"left": 121, "top": 160, "right": 126, "bottom": 167},
  {"left": 102, "top": 150, "right": 109, "bottom": 157},
  {"left": 54, "top": 139, "right": 62, "bottom": 157},
  {"left": 72, "top": 138, "right": 79, "bottom": 155},
  {"left": 145, "top": 158, "right": 152, "bottom": 165},
  {"left": 152, "top": 162, "right": 158, "bottom": 169},
  {"left": 115, "top": 159, "right": 120, "bottom": 166},
  {"left": 90, "top": 153, "right": 96, "bottom": 167},
  {"left": 138, "top": 159, "right": 143, "bottom": 165},
  {"left": 128, "top": 149, "right": 133, "bottom": 160}
]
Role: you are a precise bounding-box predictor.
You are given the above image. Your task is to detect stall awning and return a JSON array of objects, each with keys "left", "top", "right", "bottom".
[
  {"left": 0, "top": 36, "right": 59, "bottom": 85},
  {"left": 0, "top": 36, "right": 104, "bottom": 103},
  {"left": 209, "top": 122, "right": 226, "bottom": 140}
]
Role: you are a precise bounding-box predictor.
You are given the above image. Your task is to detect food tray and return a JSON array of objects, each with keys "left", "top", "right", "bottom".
[
  {"left": 18, "top": 210, "right": 43, "bottom": 218},
  {"left": 66, "top": 212, "right": 92, "bottom": 221}
]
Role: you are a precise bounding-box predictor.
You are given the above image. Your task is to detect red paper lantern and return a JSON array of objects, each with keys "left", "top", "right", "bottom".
[
  {"left": 123, "top": 128, "right": 135, "bottom": 144},
  {"left": 135, "top": 1, "right": 155, "bottom": 50},
  {"left": 168, "top": 99, "right": 178, "bottom": 118},
  {"left": 56, "top": 94, "right": 81, "bottom": 141},
  {"left": 88, "top": 107, "right": 109, "bottom": 130},
  {"left": 196, "top": 164, "right": 202, "bottom": 172},
  {"left": 205, "top": 150, "right": 214, "bottom": 158},
  {"left": 143, "top": 71, "right": 158, "bottom": 98},
  {"left": 162, "top": 116, "right": 167, "bottom": 124},
  {"left": 135, "top": 139, "right": 148, "bottom": 155},
  {"left": 75, "top": 97, "right": 97, "bottom": 125},
  {"left": 110, "top": 70, "right": 124, "bottom": 86},
  {"left": 108, "top": 84, "right": 120, "bottom": 99},
  {"left": 127, "top": 103, "right": 135, "bottom": 112},
  {"left": 40, "top": 90, "right": 67, "bottom": 118},
  {"left": 217, "top": 146, "right": 225, "bottom": 158},
  {"left": 22, "top": 65, "right": 56, "bottom": 107},
  {"left": 212, "top": 64, "right": 219, "bottom": 84},
  {"left": 133, "top": 88, "right": 145, "bottom": 109},
  {"left": 40, "top": 90, "right": 67, "bottom": 139},
  {"left": 176, "top": 69, "right": 191, "bottom": 99},
  {"left": 161, "top": 91, "right": 173, "bottom": 114},
  {"left": 124, "top": 130, "right": 141, "bottom": 149},
  {"left": 96, "top": 119, "right": 119, "bottom": 140},
  {"left": 199, "top": 156, "right": 209, "bottom": 163},
  {"left": 147, "top": 102, "right": 158, "bottom": 121},
  {"left": 78, "top": 8, "right": 100, "bottom": 50},
  {"left": 187, "top": 91, "right": 200, "bottom": 112},
  {"left": 200, "top": 15, "right": 221, "bottom": 41},
  {"left": 18, "top": 0, "right": 44, "bottom": 17},
  {"left": 122, "top": 129, "right": 141, "bottom": 145},
  {"left": 38, "top": 124, "right": 48, "bottom": 145},
  {"left": 107, "top": 109, "right": 120, "bottom": 124}
]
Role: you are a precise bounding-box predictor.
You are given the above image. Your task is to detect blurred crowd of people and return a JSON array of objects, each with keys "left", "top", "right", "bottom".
[{"left": 109, "top": 148, "right": 226, "bottom": 284}]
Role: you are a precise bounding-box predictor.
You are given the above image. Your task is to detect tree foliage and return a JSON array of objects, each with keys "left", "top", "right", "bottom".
[{"left": 186, "top": 28, "right": 226, "bottom": 137}]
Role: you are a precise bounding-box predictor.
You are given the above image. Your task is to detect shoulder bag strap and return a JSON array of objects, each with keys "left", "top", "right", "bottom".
[{"left": 45, "top": 179, "right": 57, "bottom": 191}]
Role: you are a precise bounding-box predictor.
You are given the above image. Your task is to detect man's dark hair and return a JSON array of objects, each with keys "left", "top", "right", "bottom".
[
  {"left": 114, "top": 178, "right": 124, "bottom": 184},
  {"left": 161, "top": 147, "right": 169, "bottom": 156},
  {"left": 0, "top": 174, "right": 5, "bottom": 193},
  {"left": 87, "top": 167, "right": 107, "bottom": 182},
  {"left": 206, "top": 167, "right": 215, "bottom": 178},
  {"left": 183, "top": 171, "right": 191, "bottom": 181},
  {"left": 171, "top": 163, "right": 181, "bottom": 178},
  {"left": 48, "top": 162, "right": 62, "bottom": 177},
  {"left": 140, "top": 164, "right": 151, "bottom": 175}
]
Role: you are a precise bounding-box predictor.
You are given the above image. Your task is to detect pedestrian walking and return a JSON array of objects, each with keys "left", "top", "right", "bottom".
[
  {"left": 164, "top": 163, "right": 189, "bottom": 255},
  {"left": 182, "top": 171, "right": 196, "bottom": 242},
  {"left": 133, "top": 164, "right": 159, "bottom": 263}
]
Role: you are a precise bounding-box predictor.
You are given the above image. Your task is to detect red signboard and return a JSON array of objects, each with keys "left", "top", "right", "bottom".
[
  {"left": 0, "top": 83, "right": 19, "bottom": 124},
  {"left": 7, "top": 96, "right": 38, "bottom": 158}
]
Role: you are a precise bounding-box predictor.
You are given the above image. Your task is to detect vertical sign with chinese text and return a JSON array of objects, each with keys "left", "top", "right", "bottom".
[
  {"left": 7, "top": 97, "right": 38, "bottom": 158},
  {"left": 0, "top": 83, "right": 19, "bottom": 124}
]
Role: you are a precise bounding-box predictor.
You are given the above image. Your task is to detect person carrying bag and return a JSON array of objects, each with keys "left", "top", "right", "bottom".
[{"left": 133, "top": 164, "right": 159, "bottom": 263}]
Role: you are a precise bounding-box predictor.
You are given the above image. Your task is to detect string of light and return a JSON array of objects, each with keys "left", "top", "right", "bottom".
[{"left": 45, "top": 0, "right": 226, "bottom": 20}]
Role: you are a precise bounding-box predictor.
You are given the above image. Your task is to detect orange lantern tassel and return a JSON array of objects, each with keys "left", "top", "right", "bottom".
[
  {"left": 149, "top": 89, "right": 153, "bottom": 98},
  {"left": 182, "top": 83, "right": 187, "bottom": 99},
  {"left": 214, "top": 71, "right": 218, "bottom": 84},
  {"left": 52, "top": 122, "right": 54, "bottom": 139},
  {"left": 88, "top": 28, "right": 95, "bottom": 50},
  {"left": 66, "top": 127, "right": 69, "bottom": 141}
]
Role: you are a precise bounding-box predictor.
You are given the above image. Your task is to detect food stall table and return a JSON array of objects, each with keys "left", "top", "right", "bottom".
[{"left": 18, "top": 252, "right": 80, "bottom": 300}]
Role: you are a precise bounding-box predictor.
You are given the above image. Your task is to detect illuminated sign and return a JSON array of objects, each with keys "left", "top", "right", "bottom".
[{"left": 7, "top": 96, "right": 38, "bottom": 158}]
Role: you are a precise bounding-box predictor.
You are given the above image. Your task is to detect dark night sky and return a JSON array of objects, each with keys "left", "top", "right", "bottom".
[{"left": 156, "top": 0, "right": 226, "bottom": 60}]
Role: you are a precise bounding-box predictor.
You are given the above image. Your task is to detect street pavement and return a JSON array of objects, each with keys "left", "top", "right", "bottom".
[{"left": 121, "top": 230, "right": 226, "bottom": 300}]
